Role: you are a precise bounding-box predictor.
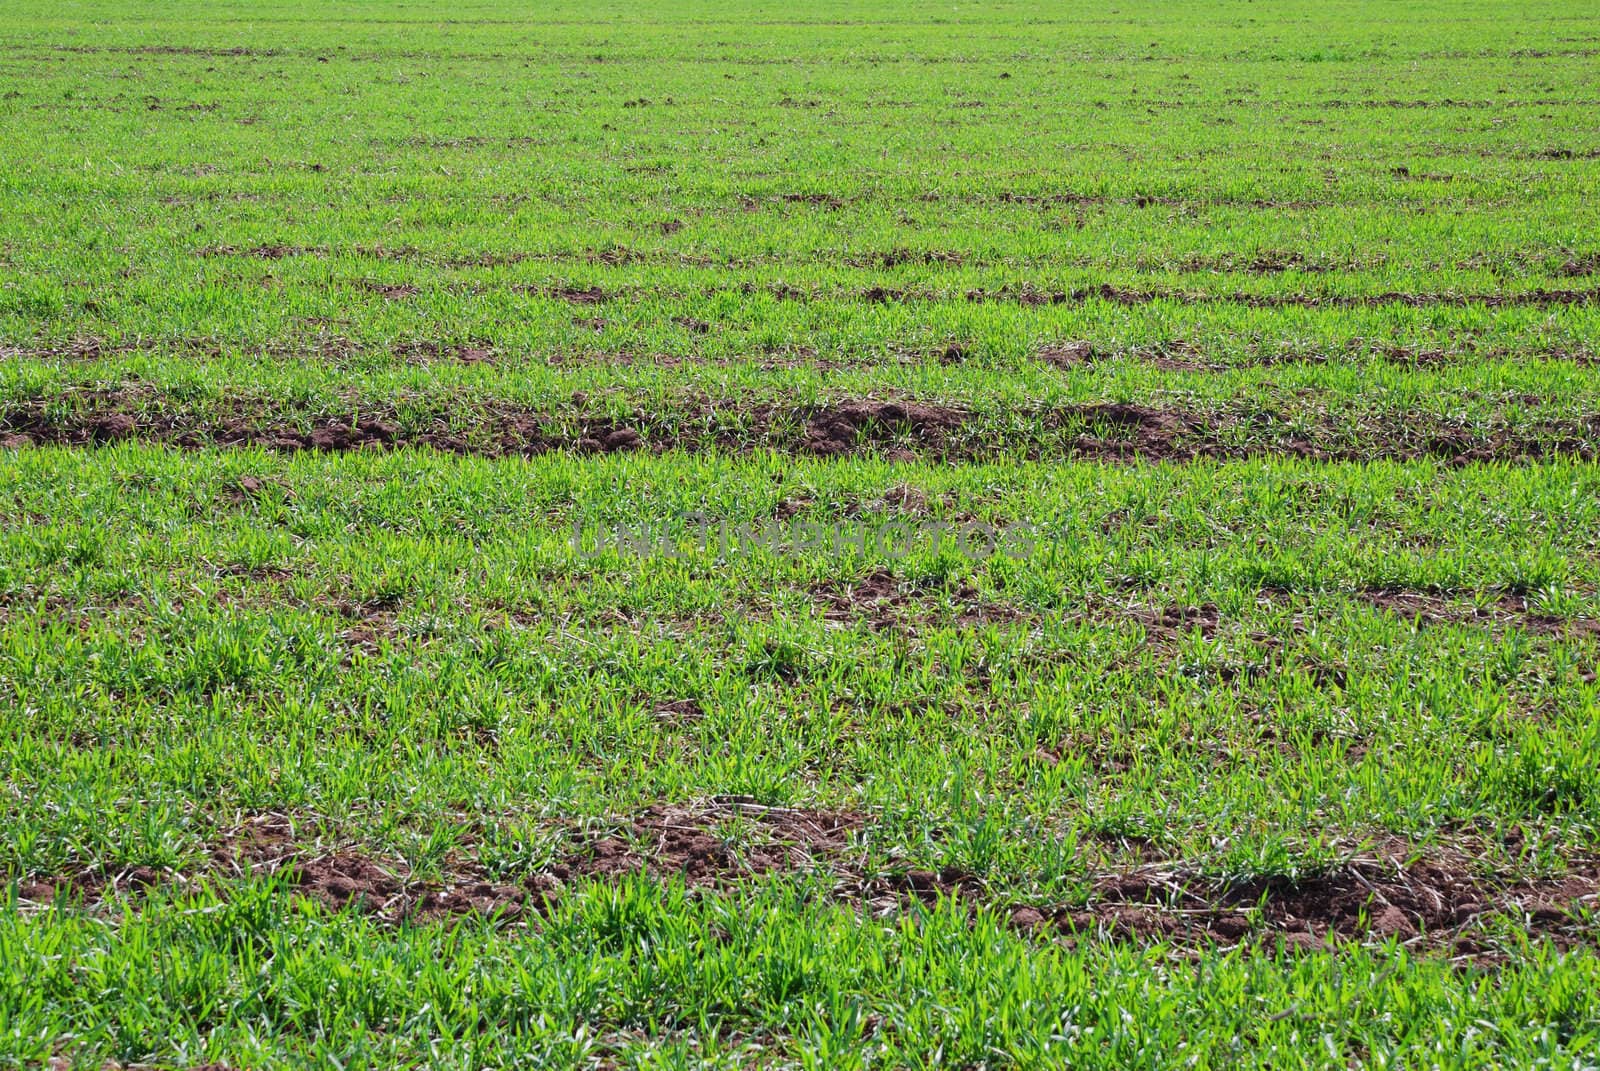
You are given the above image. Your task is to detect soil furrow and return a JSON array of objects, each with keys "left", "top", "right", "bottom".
[{"left": 3, "top": 394, "right": 1596, "bottom": 465}]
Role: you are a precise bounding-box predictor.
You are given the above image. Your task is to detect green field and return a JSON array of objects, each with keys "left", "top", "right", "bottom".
[{"left": 3, "top": 0, "right": 1600, "bottom": 1066}]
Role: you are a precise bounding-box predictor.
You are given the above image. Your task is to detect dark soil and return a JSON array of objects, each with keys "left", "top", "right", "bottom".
[
  {"left": 393, "top": 339, "right": 495, "bottom": 365},
  {"left": 652, "top": 697, "right": 706, "bottom": 724},
  {"left": 29, "top": 333, "right": 1586, "bottom": 374},
  {"left": 289, "top": 852, "right": 408, "bottom": 912},
  {"left": 1056, "top": 403, "right": 1209, "bottom": 460},
  {"left": 360, "top": 281, "right": 419, "bottom": 300},
  {"left": 575, "top": 422, "right": 645, "bottom": 453},
  {"left": 15, "top": 805, "right": 860, "bottom": 921},
  {"left": 1557, "top": 252, "right": 1600, "bottom": 277},
  {"left": 554, "top": 801, "right": 862, "bottom": 885},
  {"left": 221, "top": 473, "right": 291, "bottom": 505},
  {"left": 816, "top": 569, "right": 1019, "bottom": 629},
  {"left": 1531, "top": 148, "right": 1600, "bottom": 161},
  {"left": 514, "top": 284, "right": 608, "bottom": 304},
  {"left": 274, "top": 850, "right": 537, "bottom": 921},
  {"left": 1360, "top": 590, "right": 1600, "bottom": 638},
  {"left": 1037, "top": 341, "right": 1103, "bottom": 368},
  {"left": 1038, "top": 340, "right": 1219, "bottom": 372},
  {"left": 964, "top": 282, "right": 1600, "bottom": 310},
  {"left": 206, "top": 813, "right": 545, "bottom": 921},
  {"left": 3, "top": 390, "right": 1596, "bottom": 465},
  {"left": 840, "top": 845, "right": 1600, "bottom": 955},
  {"left": 777, "top": 192, "right": 844, "bottom": 209},
  {"left": 1037, "top": 858, "right": 1600, "bottom": 954},
  {"left": 847, "top": 249, "right": 965, "bottom": 269},
  {"left": 800, "top": 400, "right": 966, "bottom": 456},
  {"left": 1127, "top": 603, "right": 1222, "bottom": 642},
  {"left": 17, "top": 865, "right": 160, "bottom": 904},
  {"left": 16, "top": 815, "right": 1599, "bottom": 956},
  {"left": 196, "top": 243, "right": 317, "bottom": 259}
]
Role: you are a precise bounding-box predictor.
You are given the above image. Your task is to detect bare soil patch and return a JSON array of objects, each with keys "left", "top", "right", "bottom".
[
  {"left": 510, "top": 284, "right": 609, "bottom": 304},
  {"left": 393, "top": 339, "right": 495, "bottom": 365},
  {"left": 1053, "top": 403, "right": 1208, "bottom": 460},
  {"left": 197, "top": 243, "right": 314, "bottom": 260},
  {"left": 17, "top": 865, "right": 161, "bottom": 905},
  {"left": 1531, "top": 148, "right": 1600, "bottom": 160},
  {"left": 209, "top": 814, "right": 542, "bottom": 920},
  {"left": 847, "top": 249, "right": 966, "bottom": 268},
  {"left": 555, "top": 801, "right": 862, "bottom": 885},
  {"left": 1036, "top": 341, "right": 1104, "bottom": 369},
  {"left": 801, "top": 400, "right": 965, "bottom": 456},
  {"left": 289, "top": 853, "right": 537, "bottom": 920},
  {"left": 15, "top": 804, "right": 861, "bottom": 921},
  {"left": 1557, "top": 252, "right": 1600, "bottom": 277},
  {"left": 815, "top": 568, "right": 1020, "bottom": 629},
  {"left": 1126, "top": 603, "right": 1222, "bottom": 642},
  {"left": 1036, "top": 857, "right": 1600, "bottom": 955},
  {"left": 776, "top": 192, "right": 844, "bottom": 209},
  {"left": 1360, "top": 590, "right": 1600, "bottom": 638},
  {"left": 359, "top": 281, "right": 419, "bottom": 300}
]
